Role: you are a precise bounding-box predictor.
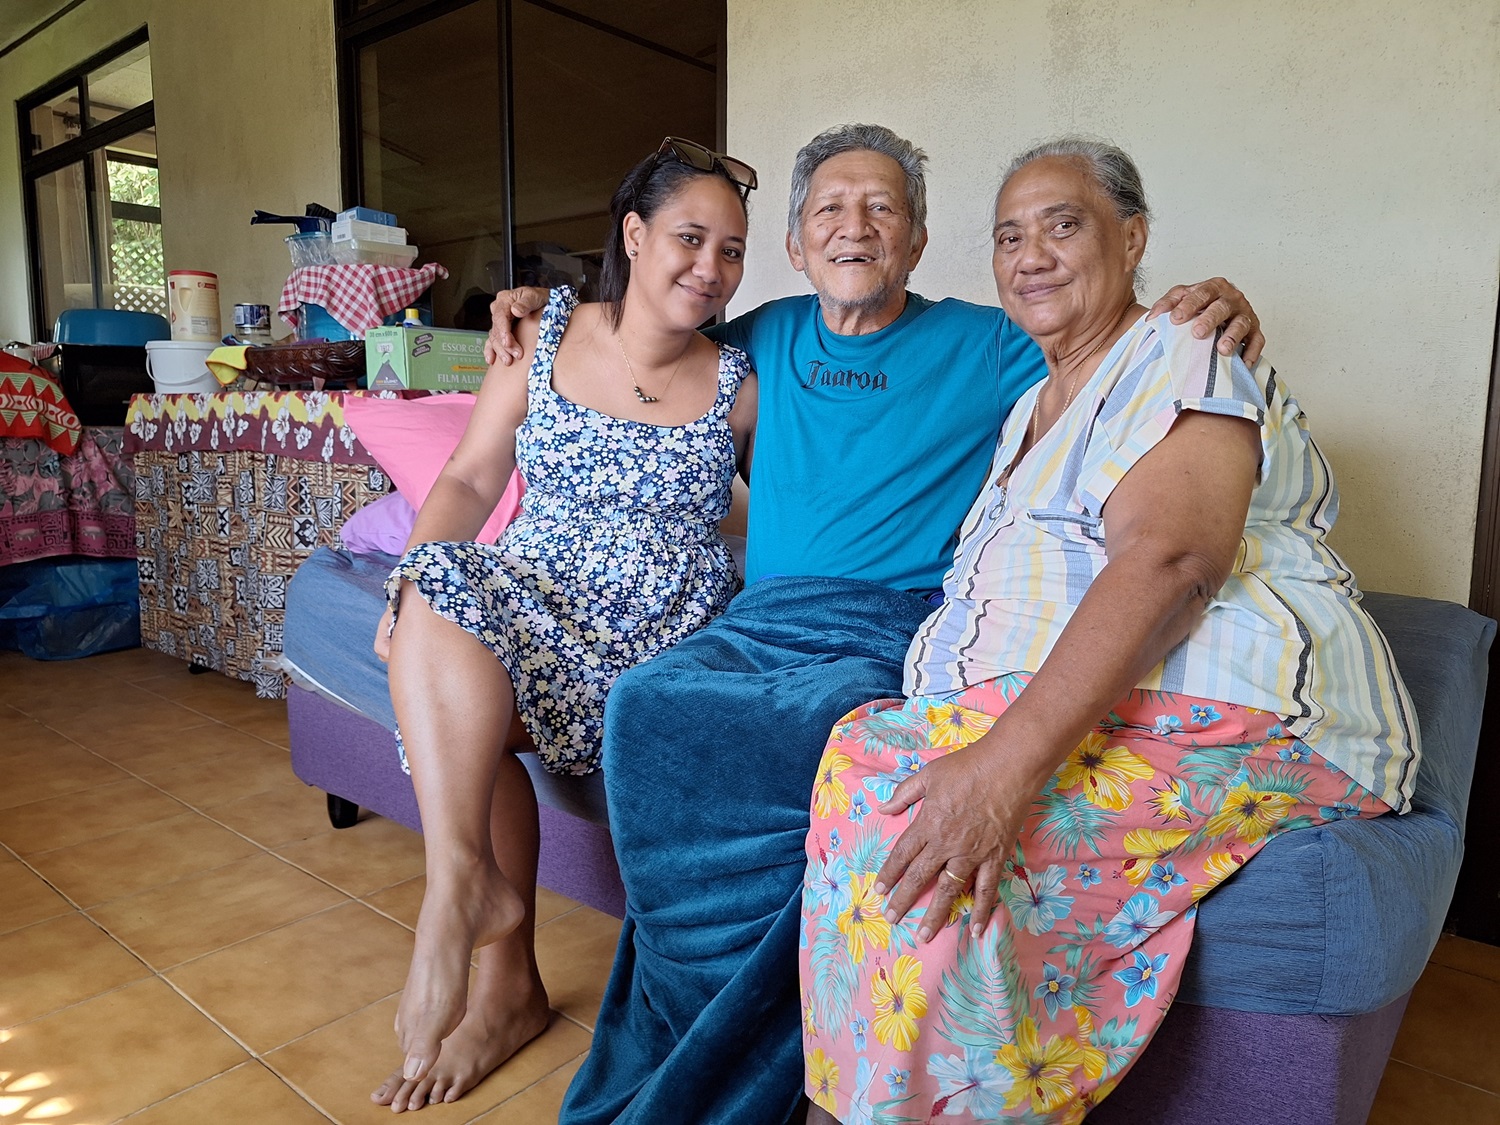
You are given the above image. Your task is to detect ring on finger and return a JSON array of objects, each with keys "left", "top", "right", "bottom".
[{"left": 940, "top": 866, "right": 968, "bottom": 886}]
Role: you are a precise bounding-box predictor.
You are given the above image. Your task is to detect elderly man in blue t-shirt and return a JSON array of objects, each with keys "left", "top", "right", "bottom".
[{"left": 485, "top": 123, "right": 1260, "bottom": 1125}]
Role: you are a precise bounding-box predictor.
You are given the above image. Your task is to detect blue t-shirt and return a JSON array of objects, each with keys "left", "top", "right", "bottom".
[{"left": 709, "top": 292, "right": 1046, "bottom": 591}]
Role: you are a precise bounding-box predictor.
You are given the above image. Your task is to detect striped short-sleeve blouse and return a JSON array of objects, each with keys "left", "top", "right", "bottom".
[{"left": 904, "top": 313, "right": 1420, "bottom": 812}]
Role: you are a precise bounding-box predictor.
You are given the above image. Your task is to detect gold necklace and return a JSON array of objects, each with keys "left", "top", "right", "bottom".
[
  {"left": 616, "top": 332, "right": 685, "bottom": 405},
  {"left": 1026, "top": 310, "right": 1130, "bottom": 447}
]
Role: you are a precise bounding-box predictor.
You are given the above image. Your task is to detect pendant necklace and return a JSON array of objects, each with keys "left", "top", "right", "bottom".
[{"left": 617, "top": 332, "right": 685, "bottom": 404}]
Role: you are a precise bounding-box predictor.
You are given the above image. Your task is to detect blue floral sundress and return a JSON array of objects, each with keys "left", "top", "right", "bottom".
[{"left": 387, "top": 286, "right": 747, "bottom": 775}]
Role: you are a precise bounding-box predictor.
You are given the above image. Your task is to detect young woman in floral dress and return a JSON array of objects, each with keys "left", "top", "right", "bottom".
[{"left": 370, "top": 139, "right": 759, "bottom": 1112}]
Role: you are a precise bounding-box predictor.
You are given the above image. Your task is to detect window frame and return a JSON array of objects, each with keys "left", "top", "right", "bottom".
[
  {"left": 333, "top": 0, "right": 725, "bottom": 295},
  {"left": 17, "top": 26, "right": 156, "bottom": 341}
]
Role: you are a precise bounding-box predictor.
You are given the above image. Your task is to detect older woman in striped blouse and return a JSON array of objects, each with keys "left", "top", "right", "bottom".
[{"left": 799, "top": 139, "right": 1418, "bottom": 1125}]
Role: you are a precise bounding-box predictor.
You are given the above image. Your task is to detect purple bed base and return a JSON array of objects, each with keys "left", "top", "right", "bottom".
[
  {"left": 286, "top": 686, "right": 625, "bottom": 918},
  {"left": 1090, "top": 990, "right": 1410, "bottom": 1124},
  {"left": 286, "top": 684, "right": 1405, "bottom": 1123}
]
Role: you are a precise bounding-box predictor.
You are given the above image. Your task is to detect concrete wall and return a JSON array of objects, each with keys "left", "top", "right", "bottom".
[
  {"left": 0, "top": 0, "right": 340, "bottom": 342},
  {"left": 725, "top": 0, "right": 1500, "bottom": 602}
]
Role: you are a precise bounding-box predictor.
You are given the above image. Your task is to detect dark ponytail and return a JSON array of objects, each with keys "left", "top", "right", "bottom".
[{"left": 600, "top": 150, "right": 747, "bottom": 329}]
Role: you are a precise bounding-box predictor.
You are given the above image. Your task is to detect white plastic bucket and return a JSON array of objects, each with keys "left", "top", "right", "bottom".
[
  {"left": 167, "top": 270, "right": 221, "bottom": 341},
  {"left": 145, "top": 340, "right": 219, "bottom": 393}
]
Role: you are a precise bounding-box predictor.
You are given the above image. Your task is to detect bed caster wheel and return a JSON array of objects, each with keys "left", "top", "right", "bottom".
[{"left": 327, "top": 793, "right": 360, "bottom": 828}]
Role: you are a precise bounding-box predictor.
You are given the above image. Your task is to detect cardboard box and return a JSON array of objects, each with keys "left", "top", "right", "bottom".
[
  {"left": 332, "top": 217, "right": 408, "bottom": 244},
  {"left": 365, "top": 326, "right": 489, "bottom": 391},
  {"left": 337, "top": 206, "right": 397, "bottom": 226}
]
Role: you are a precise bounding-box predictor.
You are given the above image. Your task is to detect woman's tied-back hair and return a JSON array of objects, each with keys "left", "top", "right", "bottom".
[
  {"left": 600, "top": 151, "right": 748, "bottom": 330},
  {"left": 787, "top": 124, "right": 929, "bottom": 248},
  {"left": 998, "top": 136, "right": 1152, "bottom": 292}
]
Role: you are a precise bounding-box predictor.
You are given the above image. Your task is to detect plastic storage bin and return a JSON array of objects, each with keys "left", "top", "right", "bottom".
[
  {"left": 297, "top": 303, "right": 360, "bottom": 342},
  {"left": 296, "top": 302, "right": 419, "bottom": 342},
  {"left": 286, "top": 231, "right": 334, "bottom": 268},
  {"left": 51, "top": 308, "right": 170, "bottom": 425},
  {"left": 330, "top": 238, "right": 419, "bottom": 267}
]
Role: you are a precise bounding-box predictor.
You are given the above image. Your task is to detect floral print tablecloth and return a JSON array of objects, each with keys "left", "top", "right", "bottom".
[
  {"left": 125, "top": 391, "right": 417, "bottom": 696},
  {"left": 0, "top": 427, "right": 135, "bottom": 567}
]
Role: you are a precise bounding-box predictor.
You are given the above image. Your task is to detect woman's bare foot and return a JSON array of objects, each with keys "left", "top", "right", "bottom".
[
  {"left": 393, "top": 861, "right": 525, "bottom": 1084},
  {"left": 374, "top": 940, "right": 550, "bottom": 1112},
  {"left": 373, "top": 989, "right": 550, "bottom": 1112}
]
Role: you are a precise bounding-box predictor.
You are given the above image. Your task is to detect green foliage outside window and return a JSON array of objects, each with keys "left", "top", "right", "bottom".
[{"left": 108, "top": 159, "right": 165, "bottom": 312}]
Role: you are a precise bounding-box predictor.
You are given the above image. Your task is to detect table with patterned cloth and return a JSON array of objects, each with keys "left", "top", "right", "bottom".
[
  {"left": 0, "top": 427, "right": 136, "bottom": 567},
  {"left": 124, "top": 390, "right": 417, "bottom": 697}
]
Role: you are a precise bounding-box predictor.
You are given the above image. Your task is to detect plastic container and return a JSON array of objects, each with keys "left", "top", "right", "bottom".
[
  {"left": 52, "top": 309, "right": 169, "bottom": 424},
  {"left": 145, "top": 340, "right": 219, "bottom": 393},
  {"left": 296, "top": 302, "right": 360, "bottom": 342},
  {"left": 330, "top": 238, "right": 419, "bottom": 268},
  {"left": 53, "top": 346, "right": 151, "bottom": 424},
  {"left": 294, "top": 302, "right": 419, "bottom": 342},
  {"left": 332, "top": 217, "right": 408, "bottom": 244},
  {"left": 167, "top": 270, "right": 221, "bottom": 341},
  {"left": 286, "top": 231, "right": 334, "bottom": 268},
  {"left": 54, "top": 308, "right": 169, "bottom": 346}
]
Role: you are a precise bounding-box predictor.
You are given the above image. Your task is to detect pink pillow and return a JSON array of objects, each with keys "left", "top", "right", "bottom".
[{"left": 343, "top": 394, "right": 524, "bottom": 544}]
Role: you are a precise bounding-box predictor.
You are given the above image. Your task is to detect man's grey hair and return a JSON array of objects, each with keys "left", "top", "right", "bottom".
[
  {"left": 997, "top": 137, "right": 1151, "bottom": 291},
  {"left": 787, "top": 124, "right": 928, "bottom": 248}
]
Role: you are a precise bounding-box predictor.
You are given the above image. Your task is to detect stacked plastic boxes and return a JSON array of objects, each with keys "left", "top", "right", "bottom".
[{"left": 331, "top": 207, "right": 418, "bottom": 268}]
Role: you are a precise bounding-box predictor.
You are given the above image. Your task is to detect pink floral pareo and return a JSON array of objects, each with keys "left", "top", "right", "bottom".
[{"left": 799, "top": 676, "right": 1387, "bottom": 1124}]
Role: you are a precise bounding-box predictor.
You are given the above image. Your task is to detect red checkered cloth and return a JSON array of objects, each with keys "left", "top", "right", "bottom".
[
  {"left": 0, "top": 352, "right": 81, "bottom": 455},
  {"left": 277, "top": 262, "right": 449, "bottom": 335}
]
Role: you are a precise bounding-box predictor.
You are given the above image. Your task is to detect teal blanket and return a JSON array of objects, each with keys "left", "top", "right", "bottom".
[{"left": 562, "top": 575, "right": 933, "bottom": 1124}]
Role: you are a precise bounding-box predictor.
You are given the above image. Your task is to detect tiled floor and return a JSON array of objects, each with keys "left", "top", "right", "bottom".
[
  {"left": 0, "top": 647, "right": 615, "bottom": 1123},
  {"left": 1, "top": 646, "right": 1497, "bottom": 1123}
]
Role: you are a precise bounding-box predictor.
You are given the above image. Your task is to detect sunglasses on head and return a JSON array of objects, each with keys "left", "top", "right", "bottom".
[{"left": 652, "top": 136, "right": 758, "bottom": 200}]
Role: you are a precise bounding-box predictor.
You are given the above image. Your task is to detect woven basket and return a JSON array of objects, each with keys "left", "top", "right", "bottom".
[{"left": 244, "top": 341, "right": 366, "bottom": 387}]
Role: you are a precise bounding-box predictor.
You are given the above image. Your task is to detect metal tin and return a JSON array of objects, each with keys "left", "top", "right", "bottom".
[{"left": 233, "top": 303, "right": 271, "bottom": 331}]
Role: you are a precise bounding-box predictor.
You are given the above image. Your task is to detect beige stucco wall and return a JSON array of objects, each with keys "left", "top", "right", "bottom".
[
  {"left": 726, "top": 0, "right": 1500, "bottom": 602},
  {"left": 0, "top": 0, "right": 339, "bottom": 343}
]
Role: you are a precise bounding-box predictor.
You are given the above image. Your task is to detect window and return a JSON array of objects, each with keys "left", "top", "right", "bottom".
[
  {"left": 338, "top": 0, "right": 722, "bottom": 329},
  {"left": 19, "top": 30, "right": 161, "bottom": 340}
]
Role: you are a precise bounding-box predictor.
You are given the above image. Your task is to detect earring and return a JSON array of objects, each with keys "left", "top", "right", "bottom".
[{"left": 627, "top": 250, "right": 637, "bottom": 259}]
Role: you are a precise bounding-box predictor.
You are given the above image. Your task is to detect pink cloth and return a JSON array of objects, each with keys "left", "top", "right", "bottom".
[
  {"left": 277, "top": 262, "right": 449, "bottom": 334},
  {"left": 0, "top": 427, "right": 134, "bottom": 566}
]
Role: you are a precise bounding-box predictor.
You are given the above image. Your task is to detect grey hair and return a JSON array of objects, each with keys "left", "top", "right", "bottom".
[
  {"left": 787, "top": 124, "right": 928, "bottom": 248},
  {"left": 998, "top": 137, "right": 1151, "bottom": 290}
]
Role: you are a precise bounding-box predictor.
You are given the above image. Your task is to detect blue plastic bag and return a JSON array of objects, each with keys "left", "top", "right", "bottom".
[{"left": 0, "top": 558, "right": 141, "bottom": 660}]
